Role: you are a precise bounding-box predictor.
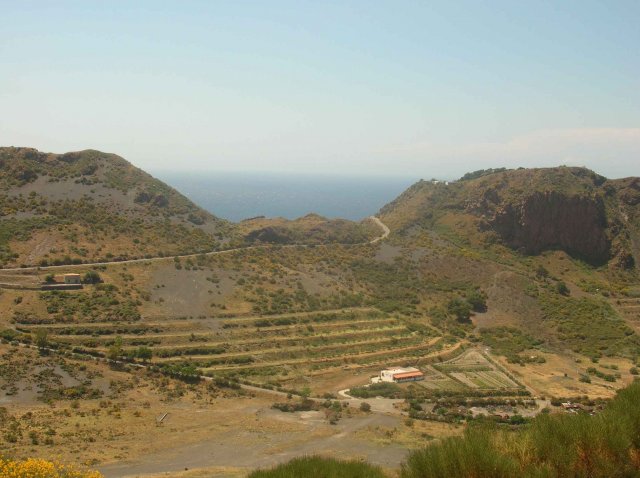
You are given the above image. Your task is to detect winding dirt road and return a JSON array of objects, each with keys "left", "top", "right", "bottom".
[{"left": 0, "top": 216, "right": 390, "bottom": 273}]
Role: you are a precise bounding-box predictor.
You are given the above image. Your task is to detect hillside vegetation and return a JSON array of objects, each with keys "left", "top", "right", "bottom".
[
  {"left": 252, "top": 381, "right": 640, "bottom": 478},
  {"left": 401, "top": 379, "right": 640, "bottom": 478},
  {"left": 380, "top": 167, "right": 640, "bottom": 268},
  {"left": 0, "top": 148, "right": 381, "bottom": 268},
  {"left": 0, "top": 147, "right": 232, "bottom": 267},
  {"left": 240, "top": 213, "right": 379, "bottom": 245}
]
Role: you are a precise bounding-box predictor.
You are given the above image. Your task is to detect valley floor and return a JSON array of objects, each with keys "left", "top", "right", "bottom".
[{"left": 98, "top": 410, "right": 407, "bottom": 478}]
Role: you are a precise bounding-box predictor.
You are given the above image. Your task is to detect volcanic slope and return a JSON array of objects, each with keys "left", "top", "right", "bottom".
[
  {"left": 380, "top": 167, "right": 640, "bottom": 269},
  {"left": 0, "top": 147, "right": 237, "bottom": 268},
  {"left": 0, "top": 148, "right": 379, "bottom": 269},
  {"left": 374, "top": 167, "right": 640, "bottom": 395}
]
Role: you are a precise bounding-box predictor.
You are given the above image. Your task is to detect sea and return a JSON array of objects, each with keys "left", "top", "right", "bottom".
[{"left": 153, "top": 171, "right": 418, "bottom": 222}]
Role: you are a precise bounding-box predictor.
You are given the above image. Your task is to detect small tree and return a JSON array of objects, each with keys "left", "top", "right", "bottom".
[
  {"left": 107, "top": 336, "right": 123, "bottom": 361},
  {"left": 466, "top": 289, "right": 488, "bottom": 313},
  {"left": 300, "top": 386, "right": 312, "bottom": 400},
  {"left": 44, "top": 274, "right": 55, "bottom": 284},
  {"left": 83, "top": 271, "right": 102, "bottom": 284},
  {"left": 359, "top": 402, "right": 371, "bottom": 412},
  {"left": 556, "top": 281, "right": 570, "bottom": 296},
  {"left": 136, "top": 346, "right": 152, "bottom": 362},
  {"left": 535, "top": 265, "right": 549, "bottom": 279},
  {"left": 448, "top": 298, "right": 472, "bottom": 322},
  {"left": 34, "top": 328, "right": 48, "bottom": 349}
]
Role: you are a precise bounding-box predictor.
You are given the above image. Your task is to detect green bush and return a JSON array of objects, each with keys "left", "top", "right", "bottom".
[
  {"left": 401, "top": 381, "right": 640, "bottom": 478},
  {"left": 248, "top": 456, "right": 386, "bottom": 478},
  {"left": 556, "top": 281, "right": 570, "bottom": 296},
  {"left": 349, "top": 382, "right": 403, "bottom": 399},
  {"left": 447, "top": 298, "right": 472, "bottom": 322}
]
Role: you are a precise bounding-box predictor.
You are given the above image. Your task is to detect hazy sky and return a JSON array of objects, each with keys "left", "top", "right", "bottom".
[{"left": 1, "top": 1, "right": 639, "bottom": 179}]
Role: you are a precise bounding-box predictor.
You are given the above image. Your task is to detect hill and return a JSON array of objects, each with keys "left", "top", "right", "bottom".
[
  {"left": 239, "top": 213, "right": 380, "bottom": 245},
  {"left": 380, "top": 166, "right": 640, "bottom": 269},
  {"left": 376, "top": 166, "right": 640, "bottom": 380},
  {"left": 0, "top": 148, "right": 380, "bottom": 268},
  {"left": 0, "top": 147, "right": 234, "bottom": 267}
]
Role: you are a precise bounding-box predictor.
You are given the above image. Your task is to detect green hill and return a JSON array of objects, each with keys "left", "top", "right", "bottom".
[
  {"left": 380, "top": 166, "right": 640, "bottom": 268},
  {"left": 0, "top": 147, "right": 237, "bottom": 267}
]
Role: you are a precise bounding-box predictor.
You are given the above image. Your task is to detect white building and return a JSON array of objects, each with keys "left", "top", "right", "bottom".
[
  {"left": 378, "top": 367, "right": 424, "bottom": 383},
  {"left": 63, "top": 273, "right": 82, "bottom": 284}
]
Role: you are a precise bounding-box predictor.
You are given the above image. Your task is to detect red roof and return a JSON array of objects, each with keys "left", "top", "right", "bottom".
[{"left": 393, "top": 371, "right": 424, "bottom": 379}]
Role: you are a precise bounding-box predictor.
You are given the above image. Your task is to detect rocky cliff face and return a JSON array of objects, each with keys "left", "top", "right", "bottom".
[{"left": 486, "top": 191, "right": 611, "bottom": 265}]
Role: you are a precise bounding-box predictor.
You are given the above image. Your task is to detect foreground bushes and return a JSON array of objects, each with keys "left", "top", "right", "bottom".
[
  {"left": 402, "top": 380, "right": 640, "bottom": 478},
  {"left": 0, "top": 457, "right": 103, "bottom": 478},
  {"left": 253, "top": 381, "right": 640, "bottom": 478},
  {"left": 248, "top": 456, "right": 386, "bottom": 478}
]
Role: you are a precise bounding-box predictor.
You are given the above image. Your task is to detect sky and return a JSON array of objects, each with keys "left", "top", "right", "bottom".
[{"left": 1, "top": 1, "right": 639, "bottom": 179}]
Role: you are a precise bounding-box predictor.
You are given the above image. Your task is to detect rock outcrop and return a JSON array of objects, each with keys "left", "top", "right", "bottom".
[{"left": 486, "top": 191, "right": 610, "bottom": 265}]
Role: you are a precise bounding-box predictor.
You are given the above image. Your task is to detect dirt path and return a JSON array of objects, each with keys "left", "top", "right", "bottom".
[
  {"left": 338, "top": 389, "right": 404, "bottom": 414},
  {"left": 368, "top": 216, "right": 390, "bottom": 244},
  {"left": 0, "top": 217, "right": 390, "bottom": 272}
]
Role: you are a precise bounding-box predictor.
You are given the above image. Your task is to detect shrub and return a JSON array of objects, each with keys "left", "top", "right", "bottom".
[
  {"left": 466, "top": 289, "right": 488, "bottom": 313},
  {"left": 556, "top": 281, "right": 570, "bottom": 296},
  {"left": 401, "top": 381, "right": 640, "bottom": 478},
  {"left": 83, "top": 271, "right": 102, "bottom": 284},
  {"left": 248, "top": 456, "right": 386, "bottom": 478},
  {"left": 0, "top": 457, "right": 103, "bottom": 478},
  {"left": 447, "top": 298, "right": 472, "bottom": 322},
  {"left": 33, "top": 328, "right": 48, "bottom": 349}
]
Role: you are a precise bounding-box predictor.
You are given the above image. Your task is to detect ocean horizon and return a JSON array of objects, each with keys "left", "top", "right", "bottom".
[{"left": 153, "top": 171, "right": 418, "bottom": 222}]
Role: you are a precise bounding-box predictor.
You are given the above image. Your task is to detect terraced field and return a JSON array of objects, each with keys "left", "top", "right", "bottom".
[
  {"left": 616, "top": 297, "right": 640, "bottom": 329},
  {"left": 419, "top": 349, "right": 523, "bottom": 392},
  {"left": 16, "top": 307, "right": 445, "bottom": 386}
]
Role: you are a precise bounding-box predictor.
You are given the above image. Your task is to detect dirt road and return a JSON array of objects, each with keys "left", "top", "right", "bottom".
[
  {"left": 0, "top": 217, "right": 390, "bottom": 272},
  {"left": 368, "top": 216, "right": 390, "bottom": 243}
]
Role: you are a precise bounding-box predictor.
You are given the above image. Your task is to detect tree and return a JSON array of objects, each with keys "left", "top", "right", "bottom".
[
  {"left": 535, "top": 265, "right": 549, "bottom": 279},
  {"left": 83, "top": 271, "right": 102, "bottom": 284},
  {"left": 556, "top": 281, "right": 570, "bottom": 296},
  {"left": 300, "top": 386, "right": 312, "bottom": 400},
  {"left": 136, "top": 346, "right": 152, "bottom": 362},
  {"left": 33, "top": 328, "right": 48, "bottom": 349},
  {"left": 447, "top": 298, "right": 472, "bottom": 322},
  {"left": 466, "top": 289, "right": 488, "bottom": 313},
  {"left": 107, "top": 336, "right": 123, "bottom": 361},
  {"left": 44, "top": 274, "right": 55, "bottom": 284}
]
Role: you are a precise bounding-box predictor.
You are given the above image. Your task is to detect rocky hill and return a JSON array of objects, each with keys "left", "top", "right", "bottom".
[
  {"left": 0, "top": 147, "right": 381, "bottom": 268},
  {"left": 0, "top": 147, "right": 234, "bottom": 267},
  {"left": 380, "top": 166, "right": 640, "bottom": 269}
]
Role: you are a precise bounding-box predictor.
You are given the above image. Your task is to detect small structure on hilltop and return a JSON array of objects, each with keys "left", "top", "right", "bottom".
[
  {"left": 377, "top": 367, "right": 424, "bottom": 383},
  {"left": 63, "top": 273, "right": 82, "bottom": 284}
]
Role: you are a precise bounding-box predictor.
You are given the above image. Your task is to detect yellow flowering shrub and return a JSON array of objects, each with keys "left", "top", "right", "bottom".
[{"left": 0, "top": 457, "right": 103, "bottom": 478}]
